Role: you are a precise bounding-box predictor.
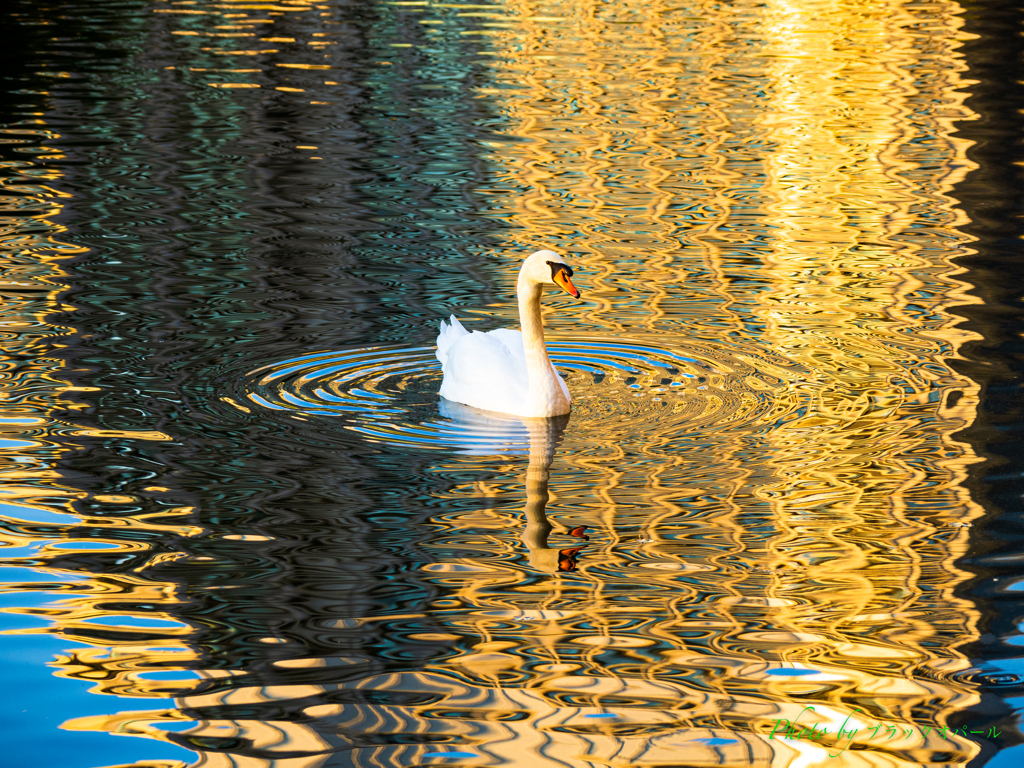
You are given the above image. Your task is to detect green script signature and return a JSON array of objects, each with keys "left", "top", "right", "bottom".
[{"left": 768, "top": 707, "right": 1001, "bottom": 757}]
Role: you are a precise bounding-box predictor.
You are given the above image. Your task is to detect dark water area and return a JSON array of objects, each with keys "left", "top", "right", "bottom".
[
  {"left": 2, "top": 1, "right": 1024, "bottom": 767},
  {"left": 1, "top": 2, "right": 513, "bottom": 765},
  {"left": 948, "top": 1, "right": 1024, "bottom": 765}
]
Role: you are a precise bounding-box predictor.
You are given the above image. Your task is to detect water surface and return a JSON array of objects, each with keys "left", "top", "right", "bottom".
[{"left": 0, "top": 0, "right": 1020, "bottom": 766}]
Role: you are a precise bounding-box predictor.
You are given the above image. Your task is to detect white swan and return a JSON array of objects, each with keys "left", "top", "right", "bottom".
[{"left": 435, "top": 250, "right": 582, "bottom": 418}]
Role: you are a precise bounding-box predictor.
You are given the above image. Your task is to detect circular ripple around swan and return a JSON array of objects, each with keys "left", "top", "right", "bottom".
[{"left": 242, "top": 340, "right": 802, "bottom": 454}]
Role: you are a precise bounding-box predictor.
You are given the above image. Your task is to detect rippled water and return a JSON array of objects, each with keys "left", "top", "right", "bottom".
[
  {"left": 244, "top": 339, "right": 801, "bottom": 452},
  {"left": 2, "top": 0, "right": 1023, "bottom": 766}
]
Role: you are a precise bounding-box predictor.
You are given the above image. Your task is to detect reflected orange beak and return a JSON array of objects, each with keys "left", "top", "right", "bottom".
[{"left": 553, "top": 269, "right": 581, "bottom": 299}]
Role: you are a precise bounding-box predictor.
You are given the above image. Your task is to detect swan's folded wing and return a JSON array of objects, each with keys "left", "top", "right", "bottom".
[
  {"left": 487, "top": 328, "right": 527, "bottom": 371},
  {"left": 490, "top": 327, "right": 570, "bottom": 405},
  {"left": 439, "top": 331, "right": 529, "bottom": 415},
  {"left": 436, "top": 314, "right": 469, "bottom": 365}
]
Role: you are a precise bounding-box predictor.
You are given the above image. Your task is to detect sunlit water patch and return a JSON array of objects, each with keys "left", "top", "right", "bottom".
[{"left": 242, "top": 339, "right": 808, "bottom": 454}]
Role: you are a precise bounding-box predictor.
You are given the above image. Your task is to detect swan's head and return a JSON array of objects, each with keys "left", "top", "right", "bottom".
[{"left": 519, "top": 249, "right": 581, "bottom": 299}]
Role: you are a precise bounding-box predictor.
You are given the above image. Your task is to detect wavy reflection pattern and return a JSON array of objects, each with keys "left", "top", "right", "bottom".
[
  {"left": 0, "top": 0, "right": 994, "bottom": 767},
  {"left": 3, "top": 0, "right": 516, "bottom": 766},
  {"left": 0, "top": 117, "right": 197, "bottom": 757},
  {"left": 0, "top": 117, "right": 202, "bottom": 768},
  {"left": 231, "top": 0, "right": 989, "bottom": 766}
]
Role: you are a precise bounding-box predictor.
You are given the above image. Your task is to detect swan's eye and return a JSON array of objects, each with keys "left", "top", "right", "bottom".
[{"left": 546, "top": 260, "right": 573, "bottom": 279}]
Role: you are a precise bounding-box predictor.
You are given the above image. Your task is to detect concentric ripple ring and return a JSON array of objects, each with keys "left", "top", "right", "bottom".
[{"left": 242, "top": 339, "right": 803, "bottom": 454}]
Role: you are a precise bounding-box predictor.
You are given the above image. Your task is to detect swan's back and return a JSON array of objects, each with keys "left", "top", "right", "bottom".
[{"left": 436, "top": 317, "right": 530, "bottom": 415}]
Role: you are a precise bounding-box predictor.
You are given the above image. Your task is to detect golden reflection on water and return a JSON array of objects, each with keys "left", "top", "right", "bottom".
[
  {"left": 0, "top": 127, "right": 200, "bottom": 762},
  {"left": 360, "top": 0, "right": 985, "bottom": 765},
  {"left": 1, "top": 0, "right": 996, "bottom": 766},
  {"left": 0, "top": 131, "right": 83, "bottom": 532}
]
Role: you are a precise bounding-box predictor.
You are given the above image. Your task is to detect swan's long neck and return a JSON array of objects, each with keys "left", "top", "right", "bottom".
[{"left": 517, "top": 278, "right": 570, "bottom": 417}]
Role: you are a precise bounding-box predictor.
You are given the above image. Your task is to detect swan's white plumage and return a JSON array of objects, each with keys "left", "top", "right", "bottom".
[
  {"left": 437, "top": 316, "right": 531, "bottom": 416},
  {"left": 435, "top": 250, "right": 577, "bottom": 418},
  {"left": 434, "top": 314, "right": 468, "bottom": 366}
]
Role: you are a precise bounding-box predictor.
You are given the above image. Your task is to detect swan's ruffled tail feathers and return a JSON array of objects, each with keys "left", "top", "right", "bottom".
[{"left": 436, "top": 314, "right": 469, "bottom": 365}]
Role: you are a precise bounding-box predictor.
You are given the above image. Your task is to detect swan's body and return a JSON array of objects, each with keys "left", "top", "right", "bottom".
[
  {"left": 436, "top": 250, "right": 581, "bottom": 418},
  {"left": 436, "top": 318, "right": 570, "bottom": 416}
]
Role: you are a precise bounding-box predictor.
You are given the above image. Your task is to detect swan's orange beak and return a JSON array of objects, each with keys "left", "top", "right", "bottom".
[{"left": 553, "top": 269, "right": 581, "bottom": 299}]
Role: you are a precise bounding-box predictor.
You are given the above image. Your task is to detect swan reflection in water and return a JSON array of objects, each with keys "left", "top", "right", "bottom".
[
  {"left": 157, "top": 397, "right": 974, "bottom": 768},
  {"left": 438, "top": 398, "right": 588, "bottom": 572},
  {"left": 162, "top": 397, "right": 981, "bottom": 768}
]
